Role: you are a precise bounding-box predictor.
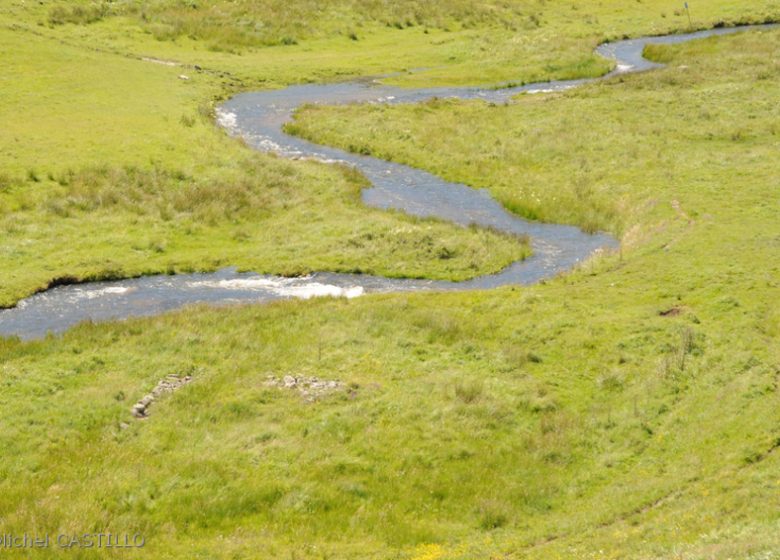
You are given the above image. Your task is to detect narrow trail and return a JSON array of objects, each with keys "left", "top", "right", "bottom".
[{"left": 0, "top": 24, "right": 774, "bottom": 340}]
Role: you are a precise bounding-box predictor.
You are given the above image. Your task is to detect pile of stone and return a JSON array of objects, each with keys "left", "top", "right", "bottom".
[
  {"left": 264, "top": 375, "right": 343, "bottom": 402},
  {"left": 131, "top": 374, "right": 193, "bottom": 419}
]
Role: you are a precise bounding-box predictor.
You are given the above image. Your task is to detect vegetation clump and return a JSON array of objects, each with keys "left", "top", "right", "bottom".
[{"left": 48, "top": 1, "right": 111, "bottom": 26}]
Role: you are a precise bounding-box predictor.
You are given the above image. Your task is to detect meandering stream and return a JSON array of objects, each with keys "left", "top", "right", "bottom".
[{"left": 1, "top": 24, "right": 773, "bottom": 339}]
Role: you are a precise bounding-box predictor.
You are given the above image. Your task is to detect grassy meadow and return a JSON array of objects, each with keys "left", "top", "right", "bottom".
[
  {"left": 0, "top": 24, "right": 528, "bottom": 307},
  {"left": 287, "top": 26, "right": 780, "bottom": 236},
  {"left": 1, "top": 1, "right": 780, "bottom": 559},
  {"left": 2, "top": 0, "right": 780, "bottom": 87}
]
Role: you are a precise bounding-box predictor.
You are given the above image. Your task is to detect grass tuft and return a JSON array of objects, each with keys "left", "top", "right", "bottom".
[{"left": 453, "top": 377, "right": 484, "bottom": 404}]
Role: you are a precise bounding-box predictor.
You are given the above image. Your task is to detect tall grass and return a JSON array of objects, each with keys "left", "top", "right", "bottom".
[
  {"left": 48, "top": 1, "right": 111, "bottom": 25},
  {"left": 121, "top": 0, "right": 534, "bottom": 48},
  {"left": 46, "top": 164, "right": 282, "bottom": 223}
]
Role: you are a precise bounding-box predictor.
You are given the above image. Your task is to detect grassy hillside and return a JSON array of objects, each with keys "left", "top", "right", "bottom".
[{"left": 1, "top": 21, "right": 779, "bottom": 560}]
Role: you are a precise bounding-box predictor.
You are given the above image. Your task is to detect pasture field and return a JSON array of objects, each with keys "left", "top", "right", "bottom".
[
  {"left": 0, "top": 1, "right": 779, "bottom": 558},
  {"left": 0, "top": 22, "right": 528, "bottom": 308}
]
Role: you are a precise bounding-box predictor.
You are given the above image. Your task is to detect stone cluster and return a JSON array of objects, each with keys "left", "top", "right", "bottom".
[
  {"left": 264, "top": 375, "right": 343, "bottom": 402},
  {"left": 131, "top": 374, "right": 193, "bottom": 418}
]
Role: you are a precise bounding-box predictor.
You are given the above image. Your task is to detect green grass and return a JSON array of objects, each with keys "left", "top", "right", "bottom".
[
  {"left": 288, "top": 28, "right": 780, "bottom": 236},
  {"left": 1, "top": 1, "right": 780, "bottom": 559},
  {"left": 3, "top": 0, "right": 780, "bottom": 88},
  {"left": 0, "top": 25, "right": 528, "bottom": 307}
]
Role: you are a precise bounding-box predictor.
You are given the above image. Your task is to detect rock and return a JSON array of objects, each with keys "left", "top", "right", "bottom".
[
  {"left": 266, "top": 374, "right": 344, "bottom": 401},
  {"left": 179, "top": 74, "right": 190, "bottom": 81},
  {"left": 131, "top": 374, "right": 193, "bottom": 419}
]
